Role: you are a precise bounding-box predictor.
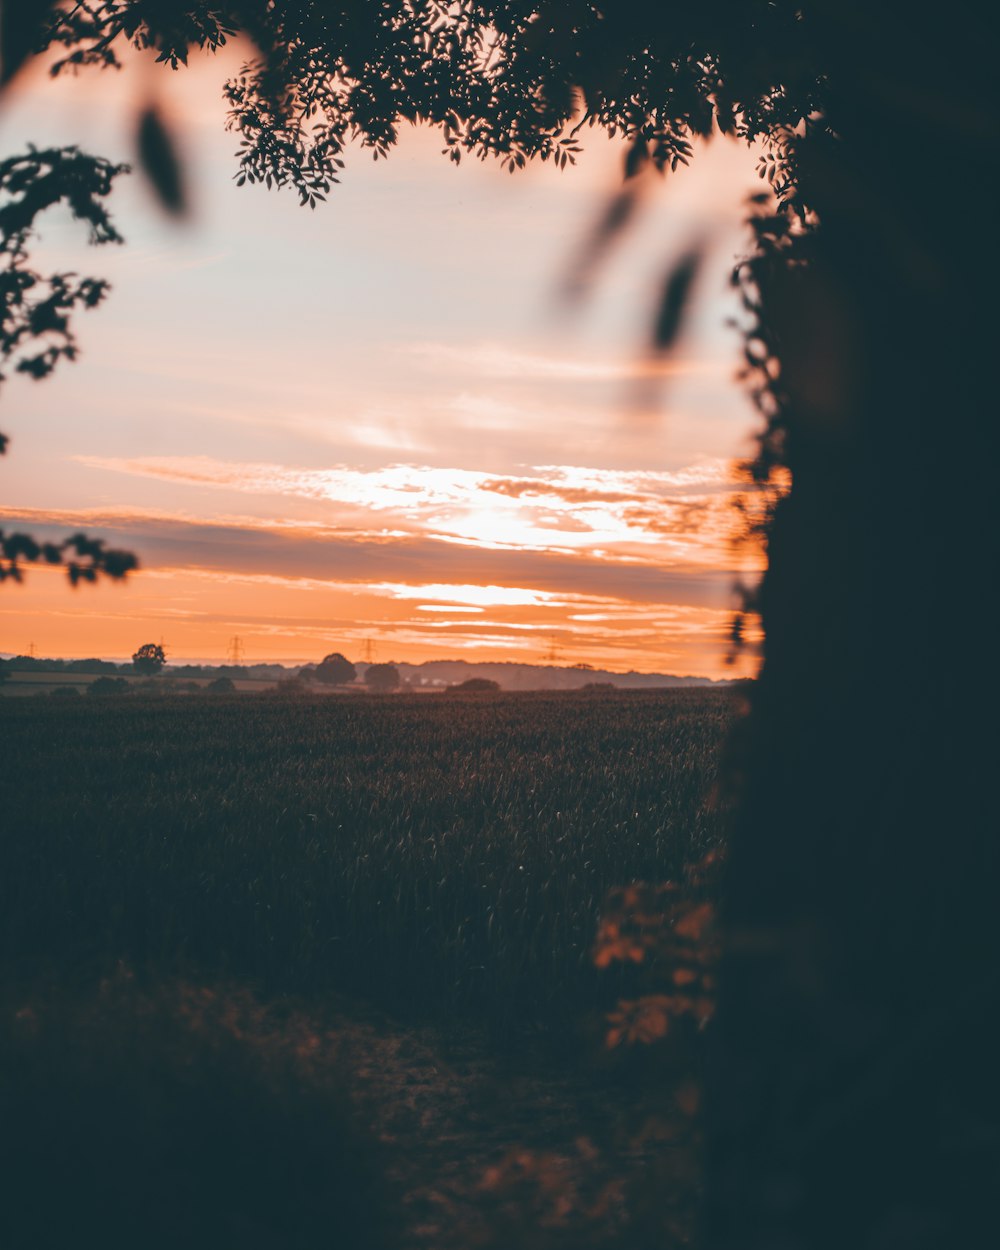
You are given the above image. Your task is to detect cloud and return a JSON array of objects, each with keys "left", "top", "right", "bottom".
[
  {"left": 374, "top": 583, "right": 560, "bottom": 608},
  {"left": 3, "top": 505, "right": 742, "bottom": 608},
  {"left": 72, "top": 453, "right": 750, "bottom": 566}
]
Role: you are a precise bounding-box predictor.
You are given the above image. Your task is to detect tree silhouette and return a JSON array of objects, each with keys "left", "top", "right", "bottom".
[
  {"left": 2, "top": 5, "right": 997, "bottom": 1246},
  {"left": 313, "top": 652, "right": 356, "bottom": 687},
  {"left": 0, "top": 140, "right": 137, "bottom": 582},
  {"left": 364, "top": 663, "right": 400, "bottom": 694},
  {"left": 132, "top": 642, "right": 166, "bottom": 675}
]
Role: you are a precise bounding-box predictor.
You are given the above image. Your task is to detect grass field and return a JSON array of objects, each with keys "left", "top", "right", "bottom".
[{"left": 1, "top": 688, "right": 735, "bottom": 1026}]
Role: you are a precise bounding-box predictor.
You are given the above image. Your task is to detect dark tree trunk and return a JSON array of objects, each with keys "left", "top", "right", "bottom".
[{"left": 705, "top": 9, "right": 1000, "bottom": 1247}]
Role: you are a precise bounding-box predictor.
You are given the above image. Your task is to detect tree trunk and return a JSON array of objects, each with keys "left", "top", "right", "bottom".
[{"left": 704, "top": 10, "right": 1000, "bottom": 1247}]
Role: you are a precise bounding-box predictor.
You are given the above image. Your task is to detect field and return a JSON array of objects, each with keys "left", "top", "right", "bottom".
[
  {"left": 1, "top": 688, "right": 734, "bottom": 1020},
  {"left": 1, "top": 688, "right": 736, "bottom": 1247}
]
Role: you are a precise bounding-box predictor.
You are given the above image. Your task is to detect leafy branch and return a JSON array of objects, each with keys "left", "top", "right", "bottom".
[{"left": 0, "top": 145, "right": 135, "bottom": 585}]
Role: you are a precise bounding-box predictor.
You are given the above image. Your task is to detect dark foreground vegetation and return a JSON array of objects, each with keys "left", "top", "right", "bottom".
[
  {"left": 1, "top": 689, "right": 733, "bottom": 1027},
  {"left": 2, "top": 689, "right": 733, "bottom": 1248},
  {"left": 1, "top": 976, "right": 396, "bottom": 1250}
]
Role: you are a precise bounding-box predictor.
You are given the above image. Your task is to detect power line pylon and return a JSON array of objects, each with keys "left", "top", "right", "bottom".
[
  {"left": 362, "top": 638, "right": 376, "bottom": 664},
  {"left": 226, "top": 635, "right": 245, "bottom": 665}
]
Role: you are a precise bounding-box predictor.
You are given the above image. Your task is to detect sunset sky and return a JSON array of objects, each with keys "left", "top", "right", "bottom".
[{"left": 0, "top": 45, "right": 765, "bottom": 677}]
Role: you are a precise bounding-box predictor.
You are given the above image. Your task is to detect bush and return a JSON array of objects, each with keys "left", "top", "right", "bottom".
[
  {"left": 0, "top": 975, "right": 397, "bottom": 1250},
  {"left": 206, "top": 677, "right": 236, "bottom": 694},
  {"left": 447, "top": 678, "right": 501, "bottom": 693}
]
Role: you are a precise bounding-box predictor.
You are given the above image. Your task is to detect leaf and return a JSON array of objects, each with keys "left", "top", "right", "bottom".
[
  {"left": 137, "top": 105, "right": 188, "bottom": 217},
  {"left": 560, "top": 183, "right": 643, "bottom": 302},
  {"left": 0, "top": 1, "right": 54, "bottom": 88},
  {"left": 673, "top": 901, "right": 714, "bottom": 942},
  {"left": 605, "top": 995, "right": 674, "bottom": 1047},
  {"left": 623, "top": 134, "right": 649, "bottom": 181},
  {"left": 650, "top": 245, "right": 704, "bottom": 356}
]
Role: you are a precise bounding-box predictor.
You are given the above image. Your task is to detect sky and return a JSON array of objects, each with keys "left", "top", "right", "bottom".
[{"left": 0, "top": 43, "right": 766, "bottom": 677}]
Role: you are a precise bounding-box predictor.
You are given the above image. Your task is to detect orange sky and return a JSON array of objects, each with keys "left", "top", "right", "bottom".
[{"left": 0, "top": 45, "right": 765, "bottom": 677}]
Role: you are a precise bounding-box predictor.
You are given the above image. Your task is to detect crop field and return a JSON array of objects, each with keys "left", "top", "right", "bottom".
[{"left": 1, "top": 689, "right": 735, "bottom": 1026}]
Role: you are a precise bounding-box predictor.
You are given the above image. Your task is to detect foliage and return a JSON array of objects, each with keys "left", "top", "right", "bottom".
[
  {"left": 34, "top": 3, "right": 822, "bottom": 189},
  {"left": 132, "top": 641, "right": 166, "bottom": 674},
  {"left": 0, "top": 523, "right": 137, "bottom": 585},
  {"left": 0, "top": 145, "right": 124, "bottom": 383},
  {"left": 455, "top": 852, "right": 724, "bottom": 1249},
  {"left": 577, "top": 854, "right": 723, "bottom": 1247},
  {"left": 364, "top": 662, "right": 400, "bottom": 693},
  {"left": 0, "top": 689, "right": 733, "bottom": 1025},
  {"left": 206, "top": 675, "right": 235, "bottom": 693},
  {"left": 313, "top": 652, "right": 357, "bottom": 687},
  {"left": 0, "top": 140, "right": 137, "bottom": 583},
  {"left": 1, "top": 970, "right": 397, "bottom": 1250},
  {"left": 476, "top": 1138, "right": 628, "bottom": 1249}
]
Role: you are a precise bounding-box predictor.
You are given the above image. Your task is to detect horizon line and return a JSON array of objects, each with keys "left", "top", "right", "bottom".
[{"left": 0, "top": 651, "right": 736, "bottom": 682}]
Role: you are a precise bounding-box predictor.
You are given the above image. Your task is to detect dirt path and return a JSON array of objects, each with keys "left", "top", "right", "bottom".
[
  {"left": 4, "top": 976, "right": 661, "bottom": 1248},
  {"left": 322, "top": 1001, "right": 635, "bottom": 1249}
]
